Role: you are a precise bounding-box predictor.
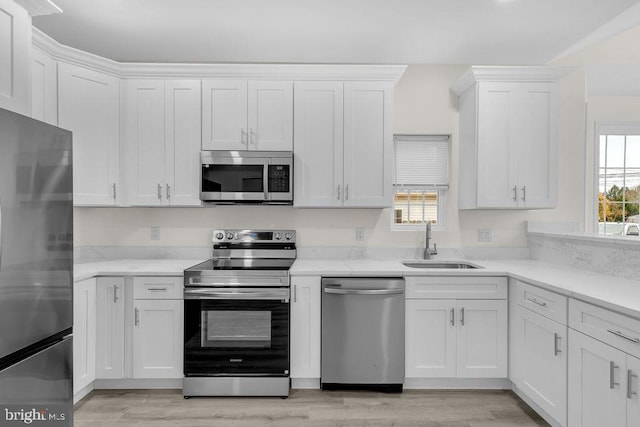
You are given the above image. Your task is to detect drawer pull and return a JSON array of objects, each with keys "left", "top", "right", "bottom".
[
  {"left": 607, "top": 329, "right": 640, "bottom": 344},
  {"left": 628, "top": 370, "right": 638, "bottom": 399},
  {"left": 611, "top": 361, "right": 620, "bottom": 389},
  {"left": 527, "top": 297, "right": 547, "bottom": 307},
  {"left": 147, "top": 287, "right": 168, "bottom": 291}
]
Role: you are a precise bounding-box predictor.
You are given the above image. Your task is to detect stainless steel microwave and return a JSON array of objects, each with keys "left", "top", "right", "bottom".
[{"left": 200, "top": 151, "right": 293, "bottom": 204}]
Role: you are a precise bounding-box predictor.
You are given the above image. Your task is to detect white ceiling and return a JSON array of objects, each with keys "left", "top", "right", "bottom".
[{"left": 32, "top": 0, "right": 640, "bottom": 65}]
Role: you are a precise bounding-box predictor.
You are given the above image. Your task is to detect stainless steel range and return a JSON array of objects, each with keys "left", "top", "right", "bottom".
[{"left": 183, "top": 229, "right": 296, "bottom": 398}]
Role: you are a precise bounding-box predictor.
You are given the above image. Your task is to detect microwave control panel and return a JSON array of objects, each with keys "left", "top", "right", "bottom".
[{"left": 268, "top": 165, "right": 290, "bottom": 193}]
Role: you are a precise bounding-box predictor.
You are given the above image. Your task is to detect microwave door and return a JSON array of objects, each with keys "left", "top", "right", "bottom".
[{"left": 203, "top": 157, "right": 268, "bottom": 202}]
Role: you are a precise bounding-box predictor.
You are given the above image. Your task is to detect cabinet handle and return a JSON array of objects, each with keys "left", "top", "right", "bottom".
[
  {"left": 628, "top": 370, "right": 638, "bottom": 399},
  {"left": 166, "top": 184, "right": 171, "bottom": 199},
  {"left": 527, "top": 297, "right": 547, "bottom": 307},
  {"left": 293, "top": 285, "right": 297, "bottom": 303},
  {"left": 135, "top": 308, "right": 140, "bottom": 326},
  {"left": 450, "top": 308, "right": 455, "bottom": 326},
  {"left": 113, "top": 284, "right": 119, "bottom": 303},
  {"left": 250, "top": 129, "right": 256, "bottom": 145},
  {"left": 337, "top": 185, "right": 341, "bottom": 200},
  {"left": 157, "top": 184, "right": 162, "bottom": 200},
  {"left": 460, "top": 307, "right": 465, "bottom": 326},
  {"left": 521, "top": 186, "right": 526, "bottom": 202},
  {"left": 554, "top": 333, "right": 561, "bottom": 356},
  {"left": 345, "top": 184, "right": 349, "bottom": 200},
  {"left": 611, "top": 361, "right": 620, "bottom": 389},
  {"left": 147, "top": 287, "right": 168, "bottom": 291},
  {"left": 241, "top": 128, "right": 247, "bottom": 145},
  {"left": 112, "top": 183, "right": 117, "bottom": 200},
  {"left": 607, "top": 329, "right": 640, "bottom": 344},
  {"left": 512, "top": 185, "right": 517, "bottom": 202}
]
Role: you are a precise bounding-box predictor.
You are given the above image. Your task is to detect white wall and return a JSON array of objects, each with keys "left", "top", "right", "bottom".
[{"left": 77, "top": 24, "right": 640, "bottom": 252}]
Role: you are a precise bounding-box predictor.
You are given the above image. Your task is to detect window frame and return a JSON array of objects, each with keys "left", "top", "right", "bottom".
[
  {"left": 391, "top": 134, "right": 450, "bottom": 232},
  {"left": 593, "top": 122, "right": 640, "bottom": 235}
]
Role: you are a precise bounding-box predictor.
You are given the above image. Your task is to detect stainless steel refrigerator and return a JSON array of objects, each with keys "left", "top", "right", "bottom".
[{"left": 0, "top": 108, "right": 73, "bottom": 426}]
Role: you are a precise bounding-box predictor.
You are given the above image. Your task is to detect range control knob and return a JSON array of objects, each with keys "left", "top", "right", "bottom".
[
  {"left": 284, "top": 232, "right": 293, "bottom": 241},
  {"left": 226, "top": 232, "right": 235, "bottom": 240},
  {"left": 214, "top": 232, "right": 224, "bottom": 240},
  {"left": 274, "top": 232, "right": 282, "bottom": 240}
]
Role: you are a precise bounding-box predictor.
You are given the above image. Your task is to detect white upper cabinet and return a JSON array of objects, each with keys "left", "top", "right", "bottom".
[
  {"left": 0, "top": 0, "right": 30, "bottom": 115},
  {"left": 294, "top": 80, "right": 393, "bottom": 208},
  {"left": 202, "top": 79, "right": 293, "bottom": 151},
  {"left": 58, "top": 62, "right": 121, "bottom": 206},
  {"left": 30, "top": 46, "right": 57, "bottom": 125},
  {"left": 453, "top": 67, "right": 564, "bottom": 209},
  {"left": 123, "top": 79, "right": 201, "bottom": 206}
]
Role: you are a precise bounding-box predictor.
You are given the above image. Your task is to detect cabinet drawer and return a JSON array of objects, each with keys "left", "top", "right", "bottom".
[
  {"left": 515, "top": 280, "right": 567, "bottom": 325},
  {"left": 405, "top": 276, "right": 507, "bottom": 299},
  {"left": 569, "top": 299, "right": 640, "bottom": 359},
  {"left": 133, "top": 276, "right": 183, "bottom": 299}
]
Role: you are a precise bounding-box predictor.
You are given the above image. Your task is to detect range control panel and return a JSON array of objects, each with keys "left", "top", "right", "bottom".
[{"left": 212, "top": 229, "right": 296, "bottom": 243}]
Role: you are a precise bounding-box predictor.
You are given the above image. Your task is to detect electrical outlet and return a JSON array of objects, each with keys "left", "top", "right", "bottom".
[
  {"left": 355, "top": 227, "right": 365, "bottom": 241},
  {"left": 151, "top": 226, "right": 160, "bottom": 241},
  {"left": 478, "top": 228, "right": 492, "bottom": 242}
]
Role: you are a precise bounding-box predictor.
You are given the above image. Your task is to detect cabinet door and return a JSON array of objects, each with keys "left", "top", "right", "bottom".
[
  {"left": 405, "top": 299, "right": 456, "bottom": 378},
  {"left": 290, "top": 276, "right": 321, "bottom": 379},
  {"left": 247, "top": 81, "right": 293, "bottom": 151},
  {"left": 517, "top": 82, "right": 557, "bottom": 209},
  {"left": 293, "top": 81, "right": 344, "bottom": 207},
  {"left": 73, "top": 278, "right": 96, "bottom": 394},
  {"left": 123, "top": 79, "right": 166, "bottom": 206},
  {"left": 456, "top": 299, "right": 507, "bottom": 378},
  {"left": 476, "top": 82, "right": 519, "bottom": 208},
  {"left": 133, "top": 299, "right": 183, "bottom": 378},
  {"left": 0, "top": 0, "right": 29, "bottom": 115},
  {"left": 165, "top": 80, "right": 202, "bottom": 206},
  {"left": 629, "top": 355, "right": 640, "bottom": 427},
  {"left": 31, "top": 47, "right": 57, "bottom": 125},
  {"left": 202, "top": 80, "right": 247, "bottom": 150},
  {"left": 58, "top": 62, "right": 120, "bottom": 206},
  {"left": 518, "top": 306, "right": 567, "bottom": 425},
  {"left": 568, "top": 329, "right": 627, "bottom": 427},
  {"left": 95, "top": 278, "right": 125, "bottom": 379},
  {"left": 343, "top": 82, "right": 393, "bottom": 208}
]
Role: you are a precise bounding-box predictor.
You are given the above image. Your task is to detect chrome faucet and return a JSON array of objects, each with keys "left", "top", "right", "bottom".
[{"left": 424, "top": 222, "right": 438, "bottom": 260}]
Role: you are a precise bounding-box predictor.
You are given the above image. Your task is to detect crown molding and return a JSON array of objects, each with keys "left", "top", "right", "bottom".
[
  {"left": 451, "top": 65, "right": 574, "bottom": 96},
  {"left": 32, "top": 28, "right": 407, "bottom": 81},
  {"left": 14, "top": 0, "right": 61, "bottom": 16}
]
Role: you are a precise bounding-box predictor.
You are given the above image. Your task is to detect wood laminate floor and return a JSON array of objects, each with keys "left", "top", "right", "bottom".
[{"left": 74, "top": 389, "right": 549, "bottom": 427}]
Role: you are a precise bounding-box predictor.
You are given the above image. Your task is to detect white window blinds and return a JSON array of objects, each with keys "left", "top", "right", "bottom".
[{"left": 393, "top": 134, "right": 449, "bottom": 188}]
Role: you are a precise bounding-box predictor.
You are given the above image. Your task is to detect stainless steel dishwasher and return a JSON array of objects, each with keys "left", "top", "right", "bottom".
[{"left": 321, "top": 277, "right": 405, "bottom": 392}]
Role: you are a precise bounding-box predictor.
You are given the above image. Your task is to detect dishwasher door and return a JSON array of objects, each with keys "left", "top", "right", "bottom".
[{"left": 321, "top": 277, "right": 405, "bottom": 390}]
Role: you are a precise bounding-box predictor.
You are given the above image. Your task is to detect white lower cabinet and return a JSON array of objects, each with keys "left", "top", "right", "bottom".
[
  {"left": 405, "top": 298, "right": 507, "bottom": 378},
  {"left": 95, "top": 277, "right": 125, "bottom": 379},
  {"left": 73, "top": 278, "right": 96, "bottom": 396},
  {"left": 290, "top": 276, "right": 321, "bottom": 382},
  {"left": 133, "top": 299, "right": 183, "bottom": 378}
]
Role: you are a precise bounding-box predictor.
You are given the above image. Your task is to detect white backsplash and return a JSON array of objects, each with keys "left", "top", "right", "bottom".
[{"left": 528, "top": 233, "right": 640, "bottom": 281}]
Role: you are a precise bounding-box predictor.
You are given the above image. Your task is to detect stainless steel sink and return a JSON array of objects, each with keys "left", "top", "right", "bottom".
[{"left": 402, "top": 261, "right": 481, "bottom": 269}]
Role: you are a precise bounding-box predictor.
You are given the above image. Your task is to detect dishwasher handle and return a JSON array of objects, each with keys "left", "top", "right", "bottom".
[{"left": 323, "top": 288, "right": 404, "bottom": 296}]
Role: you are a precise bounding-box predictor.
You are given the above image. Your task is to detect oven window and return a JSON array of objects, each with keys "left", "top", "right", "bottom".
[
  {"left": 202, "top": 165, "right": 264, "bottom": 192},
  {"left": 203, "top": 310, "right": 272, "bottom": 348}
]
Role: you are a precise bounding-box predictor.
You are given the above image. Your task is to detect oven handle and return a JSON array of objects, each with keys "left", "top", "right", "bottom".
[
  {"left": 323, "top": 288, "right": 404, "bottom": 296},
  {"left": 184, "top": 288, "right": 289, "bottom": 301},
  {"left": 187, "top": 276, "right": 288, "bottom": 286}
]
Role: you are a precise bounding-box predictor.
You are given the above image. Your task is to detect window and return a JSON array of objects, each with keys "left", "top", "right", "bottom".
[
  {"left": 392, "top": 134, "right": 449, "bottom": 229},
  {"left": 597, "top": 125, "right": 640, "bottom": 235}
]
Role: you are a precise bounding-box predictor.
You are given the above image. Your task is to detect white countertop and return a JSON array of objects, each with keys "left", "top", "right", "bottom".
[
  {"left": 74, "top": 256, "right": 640, "bottom": 320},
  {"left": 292, "top": 258, "right": 640, "bottom": 319}
]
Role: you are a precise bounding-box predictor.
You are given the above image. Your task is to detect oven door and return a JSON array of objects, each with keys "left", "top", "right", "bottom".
[
  {"left": 184, "top": 288, "right": 289, "bottom": 376},
  {"left": 200, "top": 153, "right": 267, "bottom": 202}
]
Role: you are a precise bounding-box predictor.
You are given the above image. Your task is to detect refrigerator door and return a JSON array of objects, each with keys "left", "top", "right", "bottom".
[
  {"left": 0, "top": 336, "right": 73, "bottom": 425},
  {"left": 0, "top": 108, "right": 73, "bottom": 359}
]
